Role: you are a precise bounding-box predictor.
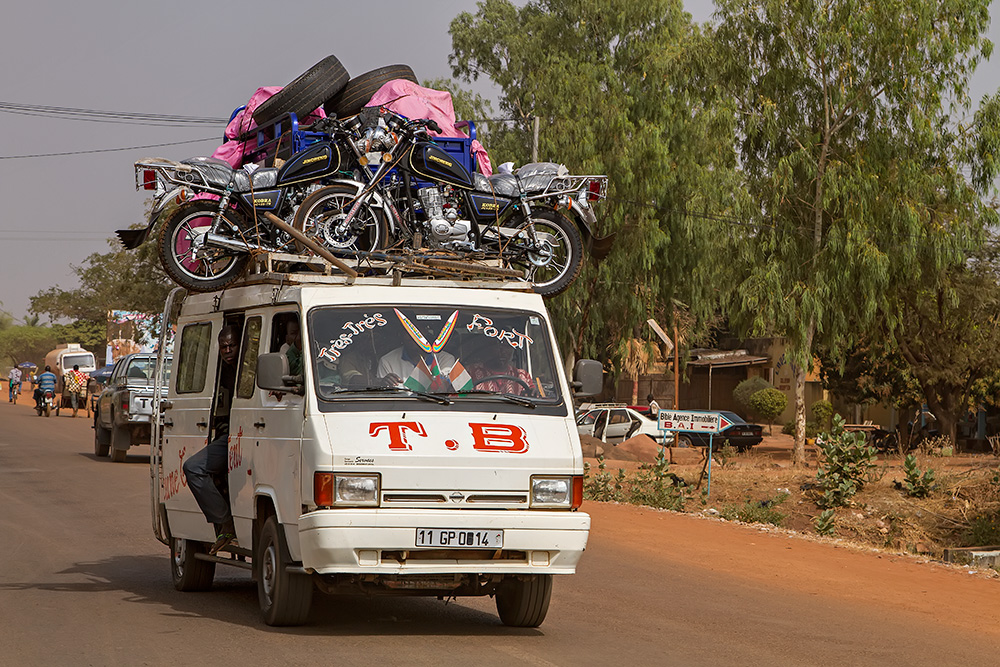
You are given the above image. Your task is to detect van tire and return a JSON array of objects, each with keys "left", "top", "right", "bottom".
[
  {"left": 495, "top": 574, "right": 552, "bottom": 628},
  {"left": 257, "top": 516, "right": 313, "bottom": 626},
  {"left": 251, "top": 55, "right": 350, "bottom": 126},
  {"left": 324, "top": 64, "right": 418, "bottom": 119},
  {"left": 94, "top": 414, "right": 111, "bottom": 457},
  {"left": 171, "top": 537, "right": 215, "bottom": 591},
  {"left": 110, "top": 424, "right": 129, "bottom": 462}
]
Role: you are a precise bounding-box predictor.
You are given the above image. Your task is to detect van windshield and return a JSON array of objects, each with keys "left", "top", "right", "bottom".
[
  {"left": 63, "top": 353, "right": 95, "bottom": 370},
  {"left": 307, "top": 306, "right": 562, "bottom": 404}
]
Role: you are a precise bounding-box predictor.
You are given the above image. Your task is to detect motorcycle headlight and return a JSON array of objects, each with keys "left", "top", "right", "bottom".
[{"left": 531, "top": 476, "right": 583, "bottom": 509}]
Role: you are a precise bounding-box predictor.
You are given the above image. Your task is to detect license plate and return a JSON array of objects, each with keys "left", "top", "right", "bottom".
[{"left": 415, "top": 528, "right": 504, "bottom": 548}]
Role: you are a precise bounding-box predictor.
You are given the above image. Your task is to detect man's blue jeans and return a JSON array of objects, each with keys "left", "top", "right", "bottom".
[{"left": 182, "top": 433, "right": 232, "bottom": 527}]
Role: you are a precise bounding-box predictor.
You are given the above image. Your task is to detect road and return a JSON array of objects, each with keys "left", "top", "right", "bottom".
[{"left": 2, "top": 397, "right": 1000, "bottom": 666}]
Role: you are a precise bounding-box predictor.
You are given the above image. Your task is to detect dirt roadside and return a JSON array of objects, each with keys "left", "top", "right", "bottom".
[{"left": 585, "top": 500, "right": 1000, "bottom": 638}]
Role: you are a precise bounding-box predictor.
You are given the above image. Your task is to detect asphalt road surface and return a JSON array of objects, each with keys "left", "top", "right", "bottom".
[{"left": 2, "top": 397, "right": 999, "bottom": 666}]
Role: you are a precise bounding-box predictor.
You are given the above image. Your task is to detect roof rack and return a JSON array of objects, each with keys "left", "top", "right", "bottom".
[{"left": 238, "top": 250, "right": 533, "bottom": 291}]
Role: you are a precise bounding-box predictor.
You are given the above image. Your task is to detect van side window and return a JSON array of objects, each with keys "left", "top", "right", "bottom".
[
  {"left": 237, "top": 316, "right": 263, "bottom": 399},
  {"left": 176, "top": 323, "right": 213, "bottom": 394}
]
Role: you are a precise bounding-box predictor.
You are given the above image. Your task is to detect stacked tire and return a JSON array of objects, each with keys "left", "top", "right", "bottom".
[{"left": 251, "top": 57, "right": 419, "bottom": 127}]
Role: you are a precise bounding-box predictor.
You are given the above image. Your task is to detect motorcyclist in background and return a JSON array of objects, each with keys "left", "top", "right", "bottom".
[{"left": 34, "top": 366, "right": 57, "bottom": 409}]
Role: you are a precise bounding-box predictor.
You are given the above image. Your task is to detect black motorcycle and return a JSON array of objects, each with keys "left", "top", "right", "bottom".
[
  {"left": 121, "top": 118, "right": 380, "bottom": 292},
  {"left": 292, "top": 109, "right": 610, "bottom": 296}
]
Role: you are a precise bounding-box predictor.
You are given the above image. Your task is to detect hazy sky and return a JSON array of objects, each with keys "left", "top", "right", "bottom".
[{"left": 0, "top": 1, "right": 995, "bottom": 320}]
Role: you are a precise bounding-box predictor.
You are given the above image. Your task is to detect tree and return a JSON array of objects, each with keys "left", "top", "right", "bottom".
[
  {"left": 0, "top": 326, "right": 58, "bottom": 368},
  {"left": 712, "top": 0, "right": 999, "bottom": 466},
  {"left": 749, "top": 387, "right": 787, "bottom": 434},
  {"left": 449, "top": 0, "right": 741, "bottom": 371},
  {"left": 891, "top": 236, "right": 1000, "bottom": 444},
  {"left": 31, "top": 234, "right": 171, "bottom": 324}
]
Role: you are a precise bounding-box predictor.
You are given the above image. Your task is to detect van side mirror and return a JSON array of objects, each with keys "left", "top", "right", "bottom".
[
  {"left": 571, "top": 359, "right": 603, "bottom": 397},
  {"left": 256, "top": 353, "right": 304, "bottom": 395}
]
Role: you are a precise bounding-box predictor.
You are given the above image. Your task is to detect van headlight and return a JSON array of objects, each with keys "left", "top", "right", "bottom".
[
  {"left": 531, "top": 476, "right": 583, "bottom": 508},
  {"left": 314, "top": 472, "right": 380, "bottom": 507}
]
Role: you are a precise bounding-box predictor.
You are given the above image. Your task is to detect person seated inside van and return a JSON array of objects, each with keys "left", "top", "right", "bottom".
[
  {"left": 377, "top": 316, "right": 460, "bottom": 392},
  {"left": 182, "top": 325, "right": 239, "bottom": 555},
  {"left": 278, "top": 319, "right": 303, "bottom": 376}
]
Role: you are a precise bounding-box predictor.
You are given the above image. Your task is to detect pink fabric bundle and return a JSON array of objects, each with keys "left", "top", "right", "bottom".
[
  {"left": 211, "top": 86, "right": 327, "bottom": 168},
  {"left": 366, "top": 80, "right": 492, "bottom": 176}
]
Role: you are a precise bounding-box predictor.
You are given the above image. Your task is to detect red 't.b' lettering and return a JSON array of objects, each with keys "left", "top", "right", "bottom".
[
  {"left": 469, "top": 423, "right": 529, "bottom": 453},
  {"left": 369, "top": 422, "right": 427, "bottom": 451}
]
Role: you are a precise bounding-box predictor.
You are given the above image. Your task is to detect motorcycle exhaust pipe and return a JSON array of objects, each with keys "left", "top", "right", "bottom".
[{"left": 202, "top": 232, "right": 263, "bottom": 254}]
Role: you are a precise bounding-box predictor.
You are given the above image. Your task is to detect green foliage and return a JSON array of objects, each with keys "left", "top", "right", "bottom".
[
  {"left": 629, "top": 447, "right": 687, "bottom": 511},
  {"left": 720, "top": 493, "right": 788, "bottom": 527},
  {"left": 749, "top": 388, "right": 787, "bottom": 434},
  {"left": 814, "top": 509, "right": 836, "bottom": 536},
  {"left": 811, "top": 400, "right": 834, "bottom": 432},
  {"left": 30, "top": 234, "right": 171, "bottom": 326},
  {"left": 783, "top": 420, "right": 818, "bottom": 438},
  {"left": 0, "top": 325, "right": 59, "bottom": 368},
  {"left": 583, "top": 456, "right": 627, "bottom": 502},
  {"left": 713, "top": 443, "right": 737, "bottom": 469},
  {"left": 901, "top": 454, "right": 937, "bottom": 498},
  {"left": 584, "top": 449, "right": 688, "bottom": 510},
  {"left": 814, "top": 415, "right": 880, "bottom": 508},
  {"left": 449, "top": 0, "right": 741, "bottom": 367},
  {"left": 733, "top": 376, "right": 772, "bottom": 417},
  {"left": 713, "top": 0, "right": 999, "bottom": 465},
  {"left": 963, "top": 512, "right": 1000, "bottom": 547}
]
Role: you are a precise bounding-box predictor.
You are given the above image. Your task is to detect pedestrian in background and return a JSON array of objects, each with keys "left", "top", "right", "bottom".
[
  {"left": 7, "top": 366, "right": 22, "bottom": 402},
  {"left": 647, "top": 393, "right": 660, "bottom": 417},
  {"left": 63, "top": 364, "right": 89, "bottom": 417}
]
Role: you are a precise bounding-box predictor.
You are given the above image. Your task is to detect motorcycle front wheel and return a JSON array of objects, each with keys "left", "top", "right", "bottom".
[
  {"left": 157, "top": 200, "right": 250, "bottom": 292},
  {"left": 292, "top": 184, "right": 387, "bottom": 260},
  {"left": 492, "top": 209, "right": 583, "bottom": 297}
]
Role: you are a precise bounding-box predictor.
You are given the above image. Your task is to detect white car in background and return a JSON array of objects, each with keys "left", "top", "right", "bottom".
[{"left": 576, "top": 404, "right": 665, "bottom": 444}]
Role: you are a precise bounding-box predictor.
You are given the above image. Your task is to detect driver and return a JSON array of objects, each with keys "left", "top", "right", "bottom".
[{"left": 467, "top": 343, "right": 533, "bottom": 396}]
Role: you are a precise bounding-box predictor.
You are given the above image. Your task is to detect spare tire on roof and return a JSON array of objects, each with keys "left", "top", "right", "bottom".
[
  {"left": 252, "top": 55, "right": 350, "bottom": 126},
  {"left": 324, "top": 64, "right": 418, "bottom": 119}
]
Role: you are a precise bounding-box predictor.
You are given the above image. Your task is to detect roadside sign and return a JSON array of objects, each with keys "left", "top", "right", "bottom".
[{"left": 657, "top": 410, "right": 733, "bottom": 434}]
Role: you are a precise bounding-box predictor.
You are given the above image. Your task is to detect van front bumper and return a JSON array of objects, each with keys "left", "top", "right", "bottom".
[{"left": 298, "top": 509, "right": 590, "bottom": 575}]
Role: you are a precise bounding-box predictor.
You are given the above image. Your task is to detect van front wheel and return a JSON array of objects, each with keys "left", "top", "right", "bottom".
[
  {"left": 257, "top": 516, "right": 313, "bottom": 626},
  {"left": 495, "top": 574, "right": 552, "bottom": 627}
]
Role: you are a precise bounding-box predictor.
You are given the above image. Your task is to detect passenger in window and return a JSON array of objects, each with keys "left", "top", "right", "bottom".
[
  {"left": 279, "top": 319, "right": 303, "bottom": 376},
  {"left": 377, "top": 318, "right": 459, "bottom": 392},
  {"left": 183, "top": 325, "right": 239, "bottom": 555}
]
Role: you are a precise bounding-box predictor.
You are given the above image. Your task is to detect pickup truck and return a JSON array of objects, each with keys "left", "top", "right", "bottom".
[{"left": 94, "top": 353, "right": 171, "bottom": 462}]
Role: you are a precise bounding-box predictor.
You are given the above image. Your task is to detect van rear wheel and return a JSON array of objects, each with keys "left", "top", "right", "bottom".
[
  {"left": 257, "top": 515, "right": 313, "bottom": 626},
  {"left": 495, "top": 574, "right": 552, "bottom": 627},
  {"left": 171, "top": 538, "right": 215, "bottom": 591}
]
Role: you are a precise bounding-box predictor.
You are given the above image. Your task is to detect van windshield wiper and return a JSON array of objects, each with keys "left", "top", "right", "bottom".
[
  {"left": 327, "top": 386, "right": 452, "bottom": 405},
  {"left": 441, "top": 389, "right": 537, "bottom": 408}
]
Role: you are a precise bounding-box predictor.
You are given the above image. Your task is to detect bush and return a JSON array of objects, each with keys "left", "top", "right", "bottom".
[
  {"left": 901, "top": 454, "right": 936, "bottom": 498},
  {"left": 782, "top": 420, "right": 819, "bottom": 438},
  {"left": 814, "top": 414, "right": 879, "bottom": 508},
  {"left": 749, "top": 388, "right": 788, "bottom": 434},
  {"left": 733, "top": 376, "right": 772, "bottom": 418},
  {"left": 720, "top": 492, "right": 789, "bottom": 526},
  {"left": 811, "top": 400, "right": 834, "bottom": 432}
]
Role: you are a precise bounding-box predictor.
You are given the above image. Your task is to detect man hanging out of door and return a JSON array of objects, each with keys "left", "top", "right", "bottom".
[{"left": 183, "top": 325, "right": 239, "bottom": 555}]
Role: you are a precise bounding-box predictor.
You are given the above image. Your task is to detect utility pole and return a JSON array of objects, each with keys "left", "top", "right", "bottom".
[{"left": 532, "top": 116, "right": 540, "bottom": 162}]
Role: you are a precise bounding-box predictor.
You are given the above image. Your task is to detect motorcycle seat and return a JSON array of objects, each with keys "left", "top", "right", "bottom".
[{"left": 181, "top": 157, "right": 279, "bottom": 193}]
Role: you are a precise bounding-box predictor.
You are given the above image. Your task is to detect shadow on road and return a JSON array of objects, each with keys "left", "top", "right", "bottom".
[{"left": 0, "top": 554, "right": 535, "bottom": 635}]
